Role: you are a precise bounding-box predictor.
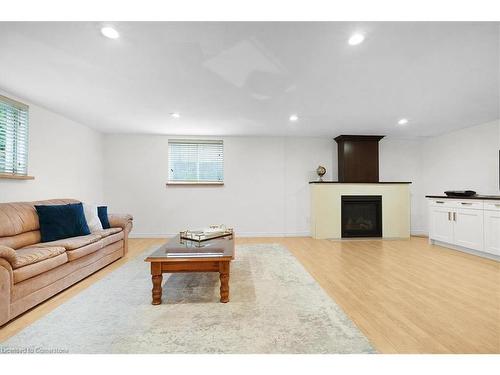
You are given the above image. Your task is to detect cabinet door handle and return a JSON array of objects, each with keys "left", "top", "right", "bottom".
[
  {"left": 436, "top": 201, "right": 445, "bottom": 204},
  {"left": 461, "top": 202, "right": 472, "bottom": 205},
  {"left": 453, "top": 212, "right": 456, "bottom": 221},
  {"left": 448, "top": 212, "right": 451, "bottom": 221}
]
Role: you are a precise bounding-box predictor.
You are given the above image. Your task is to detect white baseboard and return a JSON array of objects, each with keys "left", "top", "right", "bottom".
[
  {"left": 236, "top": 232, "right": 310, "bottom": 238},
  {"left": 129, "top": 231, "right": 311, "bottom": 239},
  {"left": 130, "top": 231, "right": 426, "bottom": 239},
  {"left": 430, "top": 239, "right": 500, "bottom": 261},
  {"left": 411, "top": 229, "right": 428, "bottom": 237},
  {"left": 129, "top": 233, "right": 173, "bottom": 239}
]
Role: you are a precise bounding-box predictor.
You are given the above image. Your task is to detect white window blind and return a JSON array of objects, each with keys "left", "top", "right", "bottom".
[
  {"left": 168, "top": 139, "right": 224, "bottom": 184},
  {"left": 0, "top": 95, "right": 29, "bottom": 176}
]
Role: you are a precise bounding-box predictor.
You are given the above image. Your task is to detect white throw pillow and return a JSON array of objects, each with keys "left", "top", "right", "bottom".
[{"left": 83, "top": 203, "right": 103, "bottom": 233}]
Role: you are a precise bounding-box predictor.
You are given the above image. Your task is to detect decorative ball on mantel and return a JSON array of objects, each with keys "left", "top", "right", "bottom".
[{"left": 316, "top": 165, "right": 326, "bottom": 181}]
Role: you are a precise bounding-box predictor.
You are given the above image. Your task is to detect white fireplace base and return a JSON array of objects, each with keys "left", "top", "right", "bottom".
[{"left": 310, "top": 182, "right": 411, "bottom": 239}]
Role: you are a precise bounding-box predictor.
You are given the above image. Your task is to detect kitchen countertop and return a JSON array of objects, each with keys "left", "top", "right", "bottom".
[{"left": 426, "top": 195, "right": 500, "bottom": 200}]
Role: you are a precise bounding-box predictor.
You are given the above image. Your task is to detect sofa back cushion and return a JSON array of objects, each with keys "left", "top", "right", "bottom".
[
  {"left": 0, "top": 199, "right": 79, "bottom": 249},
  {"left": 83, "top": 203, "right": 103, "bottom": 232},
  {"left": 35, "top": 203, "right": 90, "bottom": 243},
  {"left": 0, "top": 231, "right": 41, "bottom": 250},
  {"left": 97, "top": 206, "right": 111, "bottom": 229}
]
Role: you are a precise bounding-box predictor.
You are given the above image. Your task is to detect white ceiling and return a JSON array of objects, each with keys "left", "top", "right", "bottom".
[{"left": 0, "top": 22, "right": 498, "bottom": 137}]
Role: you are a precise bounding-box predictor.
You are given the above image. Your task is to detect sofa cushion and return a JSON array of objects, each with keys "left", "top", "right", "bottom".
[
  {"left": 66, "top": 241, "right": 104, "bottom": 261},
  {"left": 83, "top": 203, "right": 103, "bottom": 232},
  {"left": 66, "top": 231, "right": 123, "bottom": 261},
  {"left": 100, "top": 231, "right": 124, "bottom": 248},
  {"left": 97, "top": 206, "right": 111, "bottom": 229},
  {"left": 12, "top": 241, "right": 124, "bottom": 301},
  {"left": 13, "top": 253, "right": 68, "bottom": 284},
  {"left": 13, "top": 246, "right": 66, "bottom": 269},
  {"left": 24, "top": 233, "right": 102, "bottom": 251},
  {"left": 93, "top": 228, "right": 122, "bottom": 238},
  {"left": 35, "top": 203, "right": 90, "bottom": 242},
  {"left": 0, "top": 202, "right": 40, "bottom": 237},
  {"left": 0, "top": 199, "right": 79, "bottom": 238},
  {"left": 0, "top": 230, "right": 41, "bottom": 250}
]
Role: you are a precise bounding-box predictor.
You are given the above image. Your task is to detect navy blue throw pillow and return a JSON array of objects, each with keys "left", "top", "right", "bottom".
[
  {"left": 97, "top": 206, "right": 111, "bottom": 229},
  {"left": 35, "top": 203, "right": 91, "bottom": 243}
]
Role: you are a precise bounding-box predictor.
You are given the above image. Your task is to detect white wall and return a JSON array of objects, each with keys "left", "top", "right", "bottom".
[
  {"left": 102, "top": 134, "right": 433, "bottom": 237},
  {"left": 0, "top": 91, "right": 104, "bottom": 204},
  {"left": 102, "top": 135, "right": 333, "bottom": 237},
  {"left": 420, "top": 119, "right": 500, "bottom": 233},
  {"left": 2, "top": 86, "right": 496, "bottom": 239},
  {"left": 379, "top": 138, "right": 424, "bottom": 235},
  {"left": 378, "top": 121, "right": 500, "bottom": 235}
]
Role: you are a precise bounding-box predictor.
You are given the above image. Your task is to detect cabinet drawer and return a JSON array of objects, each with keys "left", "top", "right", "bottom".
[
  {"left": 428, "top": 199, "right": 456, "bottom": 208},
  {"left": 484, "top": 201, "right": 500, "bottom": 211},
  {"left": 449, "top": 200, "right": 484, "bottom": 210}
]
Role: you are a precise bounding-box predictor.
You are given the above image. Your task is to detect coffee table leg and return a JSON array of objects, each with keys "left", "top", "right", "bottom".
[
  {"left": 151, "top": 263, "right": 163, "bottom": 305},
  {"left": 219, "top": 261, "right": 230, "bottom": 303}
]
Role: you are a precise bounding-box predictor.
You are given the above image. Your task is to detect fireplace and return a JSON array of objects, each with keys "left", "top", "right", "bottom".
[{"left": 341, "top": 195, "right": 382, "bottom": 238}]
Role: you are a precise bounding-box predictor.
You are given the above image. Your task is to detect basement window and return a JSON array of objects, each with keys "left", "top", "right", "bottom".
[
  {"left": 0, "top": 95, "right": 33, "bottom": 179},
  {"left": 167, "top": 139, "right": 224, "bottom": 185}
]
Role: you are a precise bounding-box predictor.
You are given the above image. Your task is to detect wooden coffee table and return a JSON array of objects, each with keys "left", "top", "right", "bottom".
[{"left": 145, "top": 234, "right": 235, "bottom": 304}]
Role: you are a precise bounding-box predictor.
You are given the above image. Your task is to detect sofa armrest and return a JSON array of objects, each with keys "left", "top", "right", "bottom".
[
  {"left": 0, "top": 257, "right": 13, "bottom": 325},
  {"left": 0, "top": 245, "right": 17, "bottom": 267},
  {"left": 108, "top": 214, "right": 133, "bottom": 255},
  {"left": 108, "top": 214, "right": 133, "bottom": 234},
  {"left": 0, "top": 257, "right": 13, "bottom": 285}
]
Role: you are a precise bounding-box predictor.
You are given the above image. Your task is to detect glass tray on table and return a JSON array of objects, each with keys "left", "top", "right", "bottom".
[{"left": 179, "top": 227, "right": 234, "bottom": 244}]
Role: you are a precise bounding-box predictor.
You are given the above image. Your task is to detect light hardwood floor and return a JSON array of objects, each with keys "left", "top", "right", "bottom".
[{"left": 1, "top": 236, "right": 499, "bottom": 353}]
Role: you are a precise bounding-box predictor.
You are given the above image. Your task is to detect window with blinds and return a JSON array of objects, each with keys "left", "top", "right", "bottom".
[
  {"left": 168, "top": 139, "right": 224, "bottom": 184},
  {"left": 0, "top": 95, "right": 29, "bottom": 176}
]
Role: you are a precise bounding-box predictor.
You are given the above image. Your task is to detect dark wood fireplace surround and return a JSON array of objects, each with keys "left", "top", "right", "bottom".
[
  {"left": 334, "top": 135, "right": 385, "bottom": 183},
  {"left": 335, "top": 135, "right": 385, "bottom": 237}
]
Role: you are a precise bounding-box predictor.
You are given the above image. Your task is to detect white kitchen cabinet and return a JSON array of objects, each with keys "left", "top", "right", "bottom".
[
  {"left": 453, "top": 208, "right": 484, "bottom": 251},
  {"left": 484, "top": 209, "right": 500, "bottom": 256},
  {"left": 429, "top": 206, "right": 454, "bottom": 243},
  {"left": 427, "top": 198, "right": 500, "bottom": 259}
]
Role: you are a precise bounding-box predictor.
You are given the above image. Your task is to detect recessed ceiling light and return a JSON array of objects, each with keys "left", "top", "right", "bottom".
[
  {"left": 101, "top": 26, "right": 119, "bottom": 39},
  {"left": 397, "top": 118, "right": 409, "bottom": 125},
  {"left": 170, "top": 112, "right": 180, "bottom": 119},
  {"left": 289, "top": 114, "right": 299, "bottom": 122},
  {"left": 348, "top": 33, "right": 365, "bottom": 46}
]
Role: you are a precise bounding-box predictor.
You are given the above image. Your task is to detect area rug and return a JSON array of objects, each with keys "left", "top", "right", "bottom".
[{"left": 1, "top": 244, "right": 375, "bottom": 354}]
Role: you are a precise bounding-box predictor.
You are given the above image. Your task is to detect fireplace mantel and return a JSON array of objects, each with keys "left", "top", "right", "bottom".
[{"left": 310, "top": 183, "right": 411, "bottom": 239}]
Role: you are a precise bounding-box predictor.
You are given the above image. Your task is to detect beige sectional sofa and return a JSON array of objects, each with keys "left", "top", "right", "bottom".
[{"left": 0, "top": 199, "right": 133, "bottom": 326}]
